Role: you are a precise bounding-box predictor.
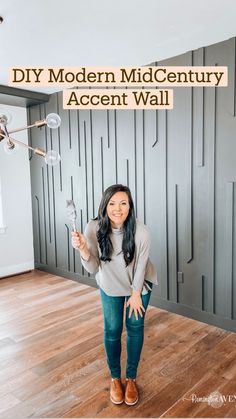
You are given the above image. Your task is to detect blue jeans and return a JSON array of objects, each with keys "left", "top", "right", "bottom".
[{"left": 99, "top": 285, "right": 152, "bottom": 379}]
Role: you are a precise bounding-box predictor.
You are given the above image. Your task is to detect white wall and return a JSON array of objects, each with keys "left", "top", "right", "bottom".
[{"left": 0, "top": 105, "right": 34, "bottom": 277}]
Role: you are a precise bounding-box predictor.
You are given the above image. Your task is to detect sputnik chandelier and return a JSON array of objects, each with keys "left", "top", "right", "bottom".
[{"left": 0, "top": 109, "right": 61, "bottom": 166}]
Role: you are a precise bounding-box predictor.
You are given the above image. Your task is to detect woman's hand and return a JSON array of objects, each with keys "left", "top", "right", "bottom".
[
  {"left": 71, "top": 231, "right": 86, "bottom": 250},
  {"left": 126, "top": 289, "right": 145, "bottom": 320},
  {"left": 71, "top": 231, "right": 90, "bottom": 261}
]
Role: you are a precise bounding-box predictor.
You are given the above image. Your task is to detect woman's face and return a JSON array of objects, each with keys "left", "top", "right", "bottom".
[{"left": 106, "top": 191, "right": 130, "bottom": 228}]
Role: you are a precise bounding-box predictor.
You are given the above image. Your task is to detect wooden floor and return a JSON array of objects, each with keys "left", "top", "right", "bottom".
[{"left": 0, "top": 270, "right": 235, "bottom": 418}]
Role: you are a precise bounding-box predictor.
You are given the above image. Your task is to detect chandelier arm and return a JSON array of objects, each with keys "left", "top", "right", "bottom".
[
  {"left": 0, "top": 129, "right": 35, "bottom": 152},
  {"left": 8, "top": 120, "right": 47, "bottom": 134},
  {"left": 8, "top": 136, "right": 34, "bottom": 151},
  {"left": 8, "top": 136, "right": 46, "bottom": 156}
]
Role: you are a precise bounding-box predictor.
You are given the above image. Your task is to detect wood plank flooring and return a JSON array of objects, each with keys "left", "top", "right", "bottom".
[{"left": 0, "top": 270, "right": 235, "bottom": 418}]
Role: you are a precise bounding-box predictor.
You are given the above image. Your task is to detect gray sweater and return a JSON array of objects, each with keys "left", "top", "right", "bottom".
[{"left": 80, "top": 219, "right": 158, "bottom": 296}]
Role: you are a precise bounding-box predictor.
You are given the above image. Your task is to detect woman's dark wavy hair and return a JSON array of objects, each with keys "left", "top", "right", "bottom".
[{"left": 96, "top": 184, "right": 136, "bottom": 266}]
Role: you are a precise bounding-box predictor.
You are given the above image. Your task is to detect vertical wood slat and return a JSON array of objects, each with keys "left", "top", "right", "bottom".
[
  {"left": 68, "top": 110, "right": 72, "bottom": 149},
  {"left": 65, "top": 224, "right": 70, "bottom": 272},
  {"left": 39, "top": 103, "right": 42, "bottom": 122},
  {"left": 107, "top": 110, "right": 110, "bottom": 148},
  {"left": 80, "top": 209, "right": 84, "bottom": 276},
  {"left": 142, "top": 110, "right": 146, "bottom": 224},
  {"left": 51, "top": 165, "right": 58, "bottom": 268},
  {"left": 165, "top": 110, "right": 169, "bottom": 300},
  {"left": 126, "top": 159, "right": 129, "bottom": 187},
  {"left": 201, "top": 275, "right": 206, "bottom": 311},
  {"left": 27, "top": 107, "right": 33, "bottom": 160},
  {"left": 174, "top": 184, "right": 178, "bottom": 303},
  {"left": 83, "top": 121, "right": 89, "bottom": 223},
  {"left": 41, "top": 167, "right": 48, "bottom": 265},
  {"left": 89, "top": 110, "right": 95, "bottom": 218},
  {"left": 186, "top": 84, "right": 193, "bottom": 264},
  {"left": 100, "top": 137, "right": 104, "bottom": 193},
  {"left": 56, "top": 93, "right": 63, "bottom": 191},
  {"left": 35, "top": 195, "right": 42, "bottom": 264},
  {"left": 73, "top": 246, "right": 76, "bottom": 274},
  {"left": 70, "top": 175, "right": 74, "bottom": 201},
  {"left": 46, "top": 163, "right": 52, "bottom": 244},
  {"left": 69, "top": 175, "right": 76, "bottom": 273},
  {"left": 225, "top": 182, "right": 234, "bottom": 319},
  {"left": 133, "top": 111, "right": 138, "bottom": 215},
  {"left": 114, "top": 111, "right": 118, "bottom": 183},
  {"left": 196, "top": 47, "right": 205, "bottom": 167},
  {"left": 186, "top": 50, "right": 194, "bottom": 264},
  {"left": 208, "top": 87, "right": 217, "bottom": 314},
  {"left": 77, "top": 110, "right": 81, "bottom": 167},
  {"left": 155, "top": 109, "right": 158, "bottom": 147}
]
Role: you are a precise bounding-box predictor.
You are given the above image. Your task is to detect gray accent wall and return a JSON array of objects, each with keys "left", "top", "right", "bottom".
[{"left": 29, "top": 37, "right": 236, "bottom": 332}]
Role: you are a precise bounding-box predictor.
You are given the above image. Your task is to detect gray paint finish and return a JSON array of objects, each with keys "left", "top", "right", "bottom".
[{"left": 29, "top": 37, "right": 236, "bottom": 332}]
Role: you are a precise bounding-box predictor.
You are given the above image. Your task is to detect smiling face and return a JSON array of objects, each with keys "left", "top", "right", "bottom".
[{"left": 106, "top": 191, "right": 130, "bottom": 228}]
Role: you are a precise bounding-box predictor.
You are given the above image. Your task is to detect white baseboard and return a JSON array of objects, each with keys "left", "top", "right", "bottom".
[{"left": 0, "top": 261, "right": 35, "bottom": 278}]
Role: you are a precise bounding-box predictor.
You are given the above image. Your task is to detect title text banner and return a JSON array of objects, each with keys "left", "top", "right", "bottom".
[{"left": 9, "top": 66, "right": 228, "bottom": 87}]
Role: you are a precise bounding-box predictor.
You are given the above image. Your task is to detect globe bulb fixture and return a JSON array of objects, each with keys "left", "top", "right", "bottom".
[
  {"left": 44, "top": 150, "right": 61, "bottom": 166},
  {"left": 46, "top": 113, "right": 61, "bottom": 129}
]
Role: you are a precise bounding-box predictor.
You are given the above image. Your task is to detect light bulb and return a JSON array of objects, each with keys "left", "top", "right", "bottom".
[
  {"left": 0, "top": 108, "right": 12, "bottom": 125},
  {"left": 3, "top": 141, "right": 19, "bottom": 154},
  {"left": 46, "top": 113, "right": 61, "bottom": 129},
  {"left": 44, "top": 150, "right": 61, "bottom": 166}
]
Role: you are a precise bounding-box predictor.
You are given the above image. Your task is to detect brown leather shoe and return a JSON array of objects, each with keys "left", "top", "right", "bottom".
[
  {"left": 110, "top": 378, "right": 124, "bottom": 404},
  {"left": 125, "top": 378, "right": 139, "bottom": 405}
]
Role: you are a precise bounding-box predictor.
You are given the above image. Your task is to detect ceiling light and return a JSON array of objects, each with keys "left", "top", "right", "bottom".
[{"left": 0, "top": 110, "right": 61, "bottom": 166}]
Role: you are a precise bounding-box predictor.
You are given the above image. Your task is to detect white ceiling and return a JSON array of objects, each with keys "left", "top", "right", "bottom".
[{"left": 1, "top": 0, "right": 236, "bottom": 93}]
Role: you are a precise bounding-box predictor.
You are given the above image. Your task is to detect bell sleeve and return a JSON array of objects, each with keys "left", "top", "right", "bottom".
[
  {"left": 131, "top": 227, "right": 151, "bottom": 293},
  {"left": 80, "top": 220, "right": 100, "bottom": 274}
]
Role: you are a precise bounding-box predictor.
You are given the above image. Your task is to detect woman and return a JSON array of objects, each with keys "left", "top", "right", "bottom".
[{"left": 71, "top": 184, "right": 158, "bottom": 406}]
